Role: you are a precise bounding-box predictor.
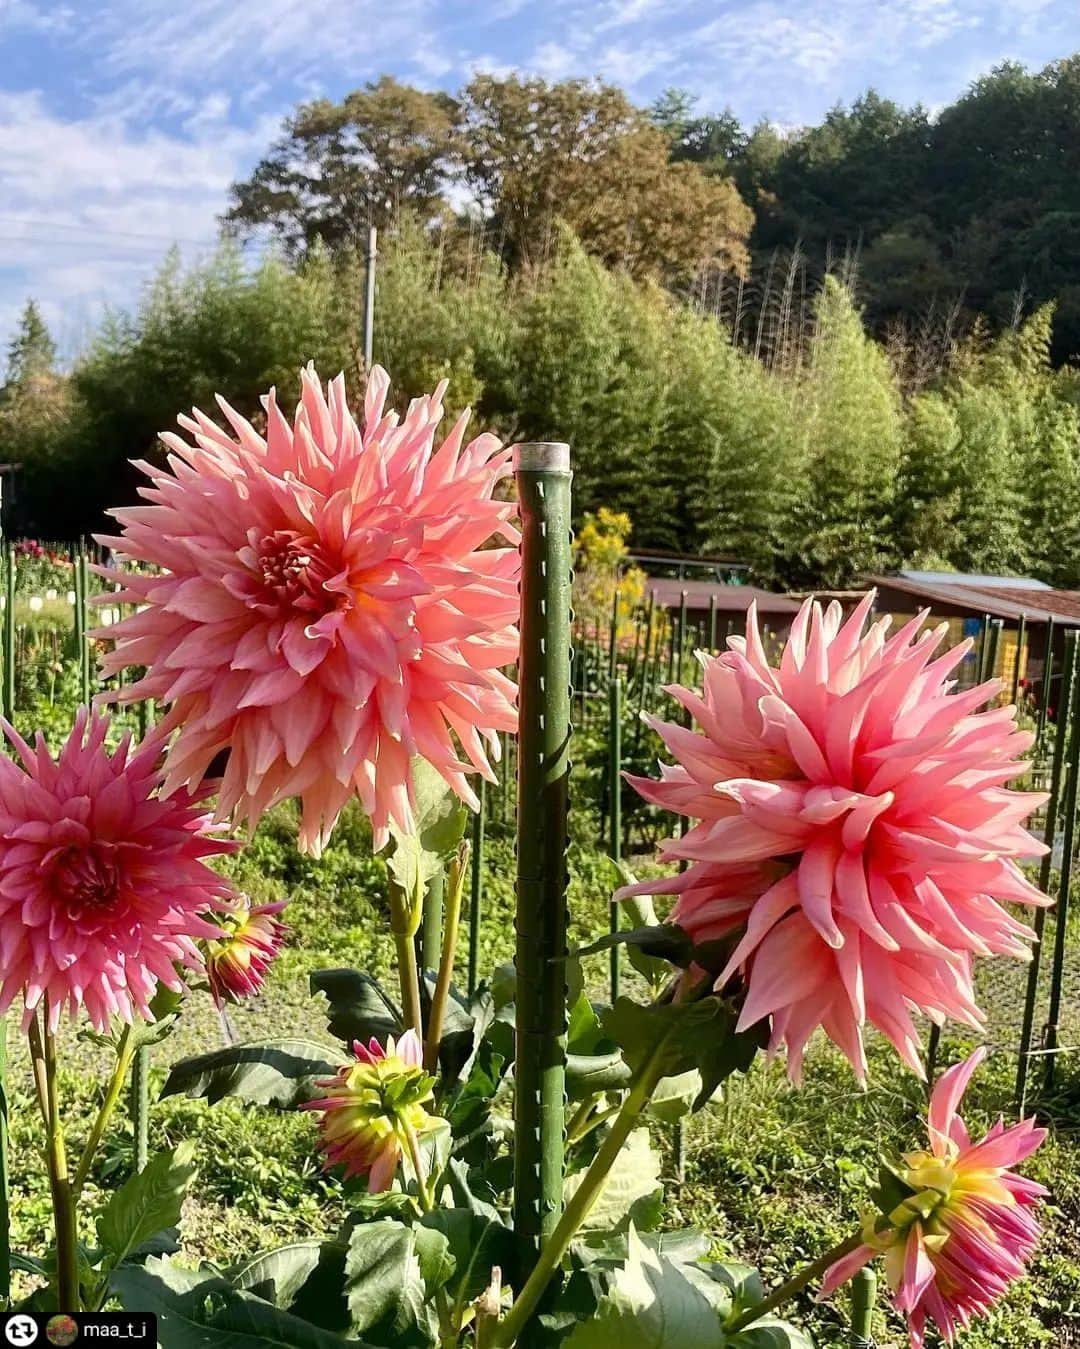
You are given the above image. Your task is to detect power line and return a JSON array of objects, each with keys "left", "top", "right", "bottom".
[{"left": 0, "top": 213, "right": 222, "bottom": 247}]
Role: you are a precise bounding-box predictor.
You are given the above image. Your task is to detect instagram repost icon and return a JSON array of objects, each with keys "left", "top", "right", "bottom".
[{"left": 4, "top": 1315, "right": 38, "bottom": 1345}]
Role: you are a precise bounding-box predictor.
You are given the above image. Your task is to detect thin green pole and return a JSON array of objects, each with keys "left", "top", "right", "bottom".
[
  {"left": 676, "top": 590, "right": 688, "bottom": 685},
  {"left": 512, "top": 443, "right": 572, "bottom": 1275},
  {"left": 608, "top": 678, "right": 622, "bottom": 1003},
  {"left": 708, "top": 595, "right": 718, "bottom": 653},
  {"left": 1016, "top": 631, "right": 1077, "bottom": 1109},
  {"left": 987, "top": 619, "right": 1003, "bottom": 693},
  {"left": 132, "top": 695, "right": 153, "bottom": 1169},
  {"left": 977, "top": 612, "right": 992, "bottom": 682},
  {"left": 1036, "top": 617, "right": 1056, "bottom": 755},
  {"left": 420, "top": 873, "right": 445, "bottom": 972},
  {"left": 849, "top": 1266, "right": 877, "bottom": 1346},
  {"left": 468, "top": 781, "right": 486, "bottom": 998},
  {"left": 608, "top": 585, "right": 619, "bottom": 682},
  {"left": 925, "top": 1022, "right": 942, "bottom": 1088},
  {"left": 1044, "top": 642, "right": 1080, "bottom": 1092},
  {"left": 633, "top": 607, "right": 657, "bottom": 759},
  {"left": 3, "top": 545, "right": 14, "bottom": 722},
  {"left": 1010, "top": 614, "right": 1028, "bottom": 709}
]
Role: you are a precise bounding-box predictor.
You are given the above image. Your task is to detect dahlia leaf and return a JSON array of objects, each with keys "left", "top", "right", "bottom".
[
  {"left": 567, "top": 1049, "right": 632, "bottom": 1100},
  {"left": 97, "top": 1141, "right": 199, "bottom": 1271},
  {"left": 602, "top": 997, "right": 766, "bottom": 1108},
  {"left": 573, "top": 924, "right": 697, "bottom": 970},
  {"left": 563, "top": 1226, "right": 725, "bottom": 1349},
  {"left": 729, "top": 1321, "right": 815, "bottom": 1348},
  {"left": 343, "top": 1219, "right": 430, "bottom": 1340},
  {"left": 310, "top": 969, "right": 401, "bottom": 1047},
  {"left": 161, "top": 1039, "right": 339, "bottom": 1108},
  {"left": 644, "top": 1070, "right": 702, "bottom": 1124},
  {"left": 229, "top": 1241, "right": 351, "bottom": 1333},
  {"left": 564, "top": 1129, "right": 662, "bottom": 1231},
  {"left": 418, "top": 1209, "right": 516, "bottom": 1318},
  {"left": 384, "top": 757, "right": 469, "bottom": 904}
]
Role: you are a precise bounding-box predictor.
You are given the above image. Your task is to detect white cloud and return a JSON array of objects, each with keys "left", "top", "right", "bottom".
[{"left": 0, "top": 89, "right": 275, "bottom": 358}]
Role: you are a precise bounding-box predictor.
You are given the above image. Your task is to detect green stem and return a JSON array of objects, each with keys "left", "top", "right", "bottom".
[
  {"left": 401, "top": 1120, "right": 457, "bottom": 1348},
  {"left": 30, "top": 1011, "right": 80, "bottom": 1311},
  {"left": 390, "top": 884, "right": 424, "bottom": 1040},
  {"left": 726, "top": 1232, "right": 865, "bottom": 1334},
  {"left": 494, "top": 1033, "right": 674, "bottom": 1348},
  {"left": 425, "top": 845, "right": 469, "bottom": 1072},
  {"left": 73, "top": 1025, "right": 136, "bottom": 1197}
]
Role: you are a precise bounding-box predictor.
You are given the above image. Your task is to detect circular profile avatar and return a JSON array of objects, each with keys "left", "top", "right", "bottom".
[{"left": 45, "top": 1317, "right": 78, "bottom": 1347}]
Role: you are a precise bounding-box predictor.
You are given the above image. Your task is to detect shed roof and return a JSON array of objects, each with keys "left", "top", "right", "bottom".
[
  {"left": 866, "top": 573, "right": 1080, "bottom": 626},
  {"left": 645, "top": 579, "right": 803, "bottom": 615}
]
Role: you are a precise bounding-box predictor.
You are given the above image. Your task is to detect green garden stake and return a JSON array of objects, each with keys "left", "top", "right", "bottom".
[
  {"left": 3, "top": 545, "right": 14, "bottom": 723},
  {"left": 608, "top": 586, "right": 619, "bottom": 682},
  {"left": 420, "top": 871, "right": 445, "bottom": 973},
  {"left": 1036, "top": 617, "right": 1056, "bottom": 756},
  {"left": 677, "top": 590, "right": 688, "bottom": 684},
  {"left": 633, "top": 608, "right": 657, "bottom": 758},
  {"left": 1043, "top": 640, "right": 1080, "bottom": 1093},
  {"left": 1010, "top": 613, "right": 1028, "bottom": 709},
  {"left": 468, "top": 781, "right": 486, "bottom": 998},
  {"left": 977, "top": 612, "right": 992, "bottom": 682},
  {"left": 512, "top": 443, "right": 573, "bottom": 1271},
  {"left": 1016, "top": 631, "right": 1077, "bottom": 1109},
  {"left": 708, "top": 594, "right": 718, "bottom": 653},
  {"left": 501, "top": 730, "right": 511, "bottom": 820},
  {"left": 987, "top": 619, "right": 1003, "bottom": 692},
  {"left": 850, "top": 1266, "right": 877, "bottom": 1346},
  {"left": 608, "top": 678, "right": 622, "bottom": 1002}
]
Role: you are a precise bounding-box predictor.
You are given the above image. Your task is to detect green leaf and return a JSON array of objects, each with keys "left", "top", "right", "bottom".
[
  {"left": 97, "top": 1142, "right": 199, "bottom": 1269},
  {"left": 730, "top": 1320, "right": 815, "bottom": 1348},
  {"left": 309, "top": 970, "right": 402, "bottom": 1047},
  {"left": 160, "top": 1040, "right": 339, "bottom": 1108},
  {"left": 565, "top": 1129, "right": 662, "bottom": 1231},
  {"left": 602, "top": 997, "right": 766, "bottom": 1109},
  {"left": 343, "top": 1219, "right": 429, "bottom": 1342},
  {"left": 644, "top": 1071, "right": 701, "bottom": 1124},
  {"left": 419, "top": 1208, "right": 516, "bottom": 1317},
  {"left": 412, "top": 1223, "right": 455, "bottom": 1294},
  {"left": 228, "top": 1241, "right": 351, "bottom": 1332},
  {"left": 211, "top": 1291, "right": 376, "bottom": 1349},
  {"left": 563, "top": 1227, "right": 726, "bottom": 1349},
  {"left": 566, "top": 1049, "right": 632, "bottom": 1100},
  {"left": 383, "top": 757, "right": 468, "bottom": 901},
  {"left": 618, "top": 883, "right": 681, "bottom": 989},
  {"left": 694, "top": 1260, "right": 764, "bottom": 1317},
  {"left": 573, "top": 925, "right": 697, "bottom": 970}
]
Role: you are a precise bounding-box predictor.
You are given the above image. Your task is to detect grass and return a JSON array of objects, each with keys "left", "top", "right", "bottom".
[{"left": 8, "top": 791, "right": 1080, "bottom": 1346}]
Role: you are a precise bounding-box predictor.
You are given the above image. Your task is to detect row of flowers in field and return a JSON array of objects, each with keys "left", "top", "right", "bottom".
[{"left": 1, "top": 363, "right": 1052, "bottom": 1347}]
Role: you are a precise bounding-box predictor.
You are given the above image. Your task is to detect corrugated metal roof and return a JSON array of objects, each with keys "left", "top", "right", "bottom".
[
  {"left": 867, "top": 574, "right": 1080, "bottom": 625},
  {"left": 645, "top": 579, "right": 803, "bottom": 614},
  {"left": 897, "top": 570, "right": 1051, "bottom": 590}
]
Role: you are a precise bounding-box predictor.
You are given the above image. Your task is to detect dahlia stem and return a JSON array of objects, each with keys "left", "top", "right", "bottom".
[
  {"left": 725, "top": 1232, "right": 865, "bottom": 1334},
  {"left": 30, "top": 1010, "right": 80, "bottom": 1312},
  {"left": 494, "top": 1029, "right": 674, "bottom": 1348},
  {"left": 390, "top": 882, "right": 424, "bottom": 1039},
  {"left": 73, "top": 1025, "right": 136, "bottom": 1197},
  {"left": 425, "top": 842, "right": 469, "bottom": 1072},
  {"left": 401, "top": 1119, "right": 458, "bottom": 1348}
]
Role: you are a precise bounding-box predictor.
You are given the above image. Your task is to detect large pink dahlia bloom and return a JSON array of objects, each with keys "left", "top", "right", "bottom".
[
  {"left": 0, "top": 709, "right": 233, "bottom": 1031},
  {"left": 622, "top": 594, "right": 1048, "bottom": 1079},
  {"left": 821, "top": 1049, "right": 1046, "bottom": 1346},
  {"left": 96, "top": 366, "right": 519, "bottom": 854}
]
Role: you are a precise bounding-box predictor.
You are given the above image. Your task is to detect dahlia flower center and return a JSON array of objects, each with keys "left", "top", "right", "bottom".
[
  {"left": 52, "top": 845, "right": 121, "bottom": 911},
  {"left": 255, "top": 531, "right": 342, "bottom": 617}
]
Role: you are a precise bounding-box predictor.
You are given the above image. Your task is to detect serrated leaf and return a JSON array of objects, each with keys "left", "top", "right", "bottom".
[
  {"left": 644, "top": 1071, "right": 701, "bottom": 1124},
  {"left": 343, "top": 1220, "right": 429, "bottom": 1341},
  {"left": 309, "top": 970, "right": 401, "bottom": 1047},
  {"left": 384, "top": 758, "right": 469, "bottom": 901},
  {"left": 574, "top": 925, "right": 697, "bottom": 970},
  {"left": 565, "top": 1129, "right": 662, "bottom": 1231},
  {"left": 228, "top": 1241, "right": 350, "bottom": 1332},
  {"left": 563, "top": 1227, "right": 726, "bottom": 1349},
  {"left": 97, "top": 1142, "right": 199, "bottom": 1269},
  {"left": 731, "top": 1319, "right": 815, "bottom": 1348},
  {"left": 602, "top": 997, "right": 766, "bottom": 1109},
  {"left": 419, "top": 1208, "right": 516, "bottom": 1317},
  {"left": 161, "top": 1040, "right": 339, "bottom": 1108},
  {"left": 618, "top": 887, "right": 679, "bottom": 989}
]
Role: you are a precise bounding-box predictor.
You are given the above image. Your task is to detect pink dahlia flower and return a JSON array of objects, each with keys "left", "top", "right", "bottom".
[
  {"left": 820, "top": 1048, "right": 1046, "bottom": 1346},
  {"left": 0, "top": 708, "right": 233, "bottom": 1032},
  {"left": 96, "top": 365, "right": 519, "bottom": 854},
  {"left": 204, "top": 894, "right": 287, "bottom": 1006},
  {"left": 622, "top": 594, "right": 1048, "bottom": 1079},
  {"left": 301, "top": 1029, "right": 439, "bottom": 1191}
]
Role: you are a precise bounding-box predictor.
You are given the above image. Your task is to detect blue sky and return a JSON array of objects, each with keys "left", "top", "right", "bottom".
[{"left": 0, "top": 0, "right": 1076, "bottom": 360}]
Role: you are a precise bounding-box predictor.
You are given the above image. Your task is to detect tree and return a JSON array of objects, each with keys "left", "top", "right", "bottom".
[
  {"left": 4, "top": 300, "right": 57, "bottom": 392},
  {"left": 459, "top": 75, "right": 752, "bottom": 280},
  {"left": 226, "top": 76, "right": 460, "bottom": 253}
]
